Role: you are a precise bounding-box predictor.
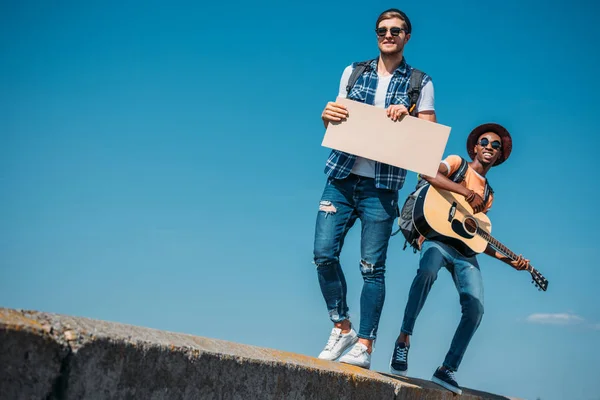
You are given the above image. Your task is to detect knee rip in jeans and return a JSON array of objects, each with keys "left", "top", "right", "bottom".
[
  {"left": 360, "top": 260, "right": 374, "bottom": 274},
  {"left": 319, "top": 200, "right": 337, "bottom": 217},
  {"left": 360, "top": 260, "right": 385, "bottom": 278},
  {"left": 314, "top": 259, "right": 336, "bottom": 269}
]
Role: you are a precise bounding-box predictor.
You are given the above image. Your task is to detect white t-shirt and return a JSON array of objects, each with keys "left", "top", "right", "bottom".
[{"left": 337, "top": 65, "right": 435, "bottom": 178}]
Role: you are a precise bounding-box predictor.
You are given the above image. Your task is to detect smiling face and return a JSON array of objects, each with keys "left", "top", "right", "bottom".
[
  {"left": 376, "top": 17, "right": 410, "bottom": 56},
  {"left": 474, "top": 131, "right": 503, "bottom": 166}
]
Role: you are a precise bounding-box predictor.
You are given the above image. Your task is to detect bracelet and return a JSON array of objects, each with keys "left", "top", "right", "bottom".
[{"left": 465, "top": 190, "right": 476, "bottom": 202}]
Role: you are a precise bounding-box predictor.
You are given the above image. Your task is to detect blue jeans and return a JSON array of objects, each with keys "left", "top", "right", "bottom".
[
  {"left": 401, "top": 240, "right": 484, "bottom": 371},
  {"left": 313, "top": 175, "right": 398, "bottom": 340}
]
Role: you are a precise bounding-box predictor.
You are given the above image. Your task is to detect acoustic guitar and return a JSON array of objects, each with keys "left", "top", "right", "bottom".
[{"left": 412, "top": 184, "right": 548, "bottom": 291}]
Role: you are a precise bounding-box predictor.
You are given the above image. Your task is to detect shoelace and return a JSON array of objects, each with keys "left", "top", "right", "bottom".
[
  {"left": 443, "top": 369, "right": 456, "bottom": 381},
  {"left": 393, "top": 345, "right": 408, "bottom": 363},
  {"left": 323, "top": 330, "right": 341, "bottom": 351},
  {"left": 348, "top": 344, "right": 366, "bottom": 357}
]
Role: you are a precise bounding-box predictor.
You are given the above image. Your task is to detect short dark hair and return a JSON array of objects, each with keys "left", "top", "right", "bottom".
[{"left": 376, "top": 8, "right": 412, "bottom": 34}]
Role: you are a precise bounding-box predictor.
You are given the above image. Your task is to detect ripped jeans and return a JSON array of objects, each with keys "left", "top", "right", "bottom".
[
  {"left": 401, "top": 240, "right": 484, "bottom": 371},
  {"left": 313, "top": 175, "right": 398, "bottom": 340}
]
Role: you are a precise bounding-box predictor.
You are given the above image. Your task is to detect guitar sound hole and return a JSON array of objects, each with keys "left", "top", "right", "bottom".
[{"left": 463, "top": 217, "right": 478, "bottom": 235}]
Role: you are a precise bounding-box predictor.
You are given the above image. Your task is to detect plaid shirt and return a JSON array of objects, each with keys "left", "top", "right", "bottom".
[{"left": 324, "top": 58, "right": 430, "bottom": 191}]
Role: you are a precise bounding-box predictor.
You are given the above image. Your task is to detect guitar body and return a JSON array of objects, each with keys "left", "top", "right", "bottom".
[
  {"left": 412, "top": 184, "right": 549, "bottom": 292},
  {"left": 413, "top": 185, "right": 491, "bottom": 256}
]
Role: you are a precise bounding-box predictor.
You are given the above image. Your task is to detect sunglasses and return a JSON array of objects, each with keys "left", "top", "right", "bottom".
[
  {"left": 478, "top": 138, "right": 502, "bottom": 150},
  {"left": 375, "top": 27, "right": 406, "bottom": 37}
]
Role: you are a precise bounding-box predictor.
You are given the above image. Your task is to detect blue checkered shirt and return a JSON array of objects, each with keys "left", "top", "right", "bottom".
[{"left": 324, "top": 58, "right": 430, "bottom": 191}]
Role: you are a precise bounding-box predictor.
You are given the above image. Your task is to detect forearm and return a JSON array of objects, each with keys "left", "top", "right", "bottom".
[
  {"left": 484, "top": 244, "right": 502, "bottom": 259},
  {"left": 417, "top": 110, "right": 437, "bottom": 122},
  {"left": 484, "top": 244, "right": 513, "bottom": 266},
  {"left": 422, "top": 173, "right": 471, "bottom": 197}
]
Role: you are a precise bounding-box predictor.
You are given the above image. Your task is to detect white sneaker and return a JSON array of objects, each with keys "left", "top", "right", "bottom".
[
  {"left": 317, "top": 327, "right": 358, "bottom": 361},
  {"left": 339, "top": 342, "right": 371, "bottom": 369}
]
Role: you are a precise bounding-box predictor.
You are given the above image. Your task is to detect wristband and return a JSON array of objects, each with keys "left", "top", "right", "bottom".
[{"left": 465, "top": 190, "right": 476, "bottom": 202}]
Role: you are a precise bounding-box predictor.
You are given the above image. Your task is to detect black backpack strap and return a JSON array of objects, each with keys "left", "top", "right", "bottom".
[
  {"left": 407, "top": 68, "right": 425, "bottom": 116},
  {"left": 448, "top": 157, "right": 469, "bottom": 183},
  {"left": 450, "top": 157, "right": 493, "bottom": 202},
  {"left": 346, "top": 60, "right": 375, "bottom": 95},
  {"left": 414, "top": 156, "right": 466, "bottom": 187},
  {"left": 443, "top": 156, "right": 493, "bottom": 206},
  {"left": 483, "top": 181, "right": 493, "bottom": 204}
]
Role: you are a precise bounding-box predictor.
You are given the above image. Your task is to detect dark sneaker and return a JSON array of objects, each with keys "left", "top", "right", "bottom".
[
  {"left": 432, "top": 367, "right": 462, "bottom": 395},
  {"left": 389, "top": 341, "right": 409, "bottom": 376}
]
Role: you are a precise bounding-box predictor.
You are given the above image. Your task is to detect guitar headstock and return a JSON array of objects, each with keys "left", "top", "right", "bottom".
[{"left": 529, "top": 267, "right": 548, "bottom": 292}]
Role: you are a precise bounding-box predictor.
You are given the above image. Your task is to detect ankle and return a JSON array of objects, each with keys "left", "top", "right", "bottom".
[
  {"left": 397, "top": 333, "right": 410, "bottom": 346},
  {"left": 334, "top": 320, "right": 352, "bottom": 334},
  {"left": 357, "top": 338, "right": 373, "bottom": 353}
]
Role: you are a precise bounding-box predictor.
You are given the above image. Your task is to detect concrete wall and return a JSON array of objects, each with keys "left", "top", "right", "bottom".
[{"left": 0, "top": 308, "right": 517, "bottom": 400}]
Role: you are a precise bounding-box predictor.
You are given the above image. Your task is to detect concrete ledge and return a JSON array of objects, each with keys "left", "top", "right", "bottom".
[
  {"left": 0, "top": 308, "right": 516, "bottom": 399},
  {"left": 0, "top": 309, "right": 68, "bottom": 399}
]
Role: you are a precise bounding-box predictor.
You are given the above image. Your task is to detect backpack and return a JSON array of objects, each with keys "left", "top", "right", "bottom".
[
  {"left": 345, "top": 59, "right": 425, "bottom": 117},
  {"left": 393, "top": 157, "right": 494, "bottom": 252}
]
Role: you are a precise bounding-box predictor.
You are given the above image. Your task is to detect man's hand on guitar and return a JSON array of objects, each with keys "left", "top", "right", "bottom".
[
  {"left": 510, "top": 254, "right": 530, "bottom": 271},
  {"left": 464, "top": 190, "right": 485, "bottom": 214}
]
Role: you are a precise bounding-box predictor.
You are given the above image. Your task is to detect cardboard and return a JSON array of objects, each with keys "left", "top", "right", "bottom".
[{"left": 321, "top": 97, "right": 451, "bottom": 177}]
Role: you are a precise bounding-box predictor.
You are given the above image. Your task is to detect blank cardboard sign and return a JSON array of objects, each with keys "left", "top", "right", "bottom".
[{"left": 321, "top": 97, "right": 451, "bottom": 177}]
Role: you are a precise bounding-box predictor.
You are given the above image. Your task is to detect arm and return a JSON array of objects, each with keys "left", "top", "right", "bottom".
[
  {"left": 484, "top": 244, "right": 531, "bottom": 271},
  {"left": 322, "top": 66, "right": 352, "bottom": 129},
  {"left": 417, "top": 110, "right": 437, "bottom": 122},
  {"left": 421, "top": 161, "right": 486, "bottom": 213},
  {"left": 416, "top": 80, "right": 436, "bottom": 122},
  {"left": 421, "top": 163, "right": 471, "bottom": 198}
]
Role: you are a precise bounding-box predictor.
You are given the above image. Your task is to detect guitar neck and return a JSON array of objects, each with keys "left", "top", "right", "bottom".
[
  {"left": 476, "top": 228, "right": 519, "bottom": 261},
  {"left": 476, "top": 226, "right": 548, "bottom": 291}
]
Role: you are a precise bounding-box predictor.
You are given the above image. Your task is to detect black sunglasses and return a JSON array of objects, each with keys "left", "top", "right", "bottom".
[
  {"left": 375, "top": 27, "right": 406, "bottom": 37},
  {"left": 478, "top": 137, "right": 502, "bottom": 150}
]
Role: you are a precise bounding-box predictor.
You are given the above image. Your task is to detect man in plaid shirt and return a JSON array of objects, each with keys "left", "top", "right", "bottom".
[{"left": 313, "top": 8, "right": 437, "bottom": 369}]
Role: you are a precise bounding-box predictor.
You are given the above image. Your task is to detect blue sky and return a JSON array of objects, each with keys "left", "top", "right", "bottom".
[{"left": 1, "top": 1, "right": 599, "bottom": 399}]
